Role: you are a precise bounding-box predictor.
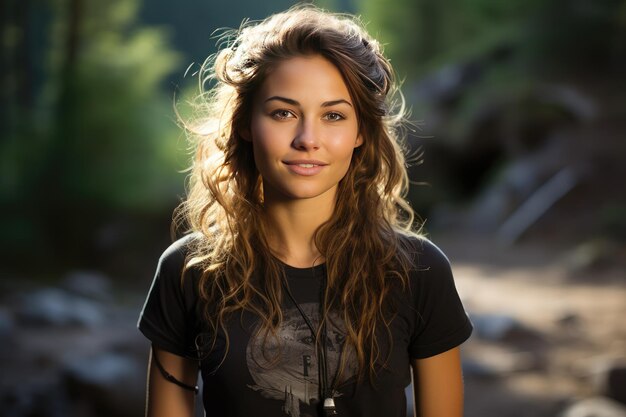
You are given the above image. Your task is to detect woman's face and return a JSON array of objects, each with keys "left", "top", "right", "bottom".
[{"left": 248, "top": 54, "right": 362, "bottom": 203}]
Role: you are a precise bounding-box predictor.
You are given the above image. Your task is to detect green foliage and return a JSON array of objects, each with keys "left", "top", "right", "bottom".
[
  {"left": 313, "top": 0, "right": 342, "bottom": 11},
  {"left": 356, "top": 0, "right": 624, "bottom": 82},
  {"left": 63, "top": 27, "right": 183, "bottom": 210},
  {"left": 355, "top": 0, "right": 625, "bottom": 215},
  {"left": 46, "top": 0, "right": 184, "bottom": 212},
  {"left": 354, "top": 0, "right": 625, "bottom": 152},
  {"left": 1, "top": 0, "right": 185, "bottom": 267},
  {"left": 599, "top": 204, "right": 626, "bottom": 241}
]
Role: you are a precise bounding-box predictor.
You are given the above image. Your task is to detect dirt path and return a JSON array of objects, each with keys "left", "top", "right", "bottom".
[{"left": 436, "top": 234, "right": 626, "bottom": 417}]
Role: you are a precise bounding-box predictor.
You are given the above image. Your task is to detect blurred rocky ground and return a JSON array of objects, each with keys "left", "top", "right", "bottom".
[
  {"left": 423, "top": 69, "right": 626, "bottom": 417},
  {"left": 0, "top": 272, "right": 151, "bottom": 417},
  {"left": 440, "top": 234, "right": 626, "bottom": 417}
]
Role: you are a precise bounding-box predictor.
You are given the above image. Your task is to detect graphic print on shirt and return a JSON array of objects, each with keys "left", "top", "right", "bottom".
[{"left": 246, "top": 303, "right": 356, "bottom": 417}]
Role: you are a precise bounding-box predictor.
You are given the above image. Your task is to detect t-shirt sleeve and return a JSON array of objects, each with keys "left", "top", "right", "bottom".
[
  {"left": 137, "top": 235, "right": 199, "bottom": 359},
  {"left": 407, "top": 237, "right": 473, "bottom": 359}
]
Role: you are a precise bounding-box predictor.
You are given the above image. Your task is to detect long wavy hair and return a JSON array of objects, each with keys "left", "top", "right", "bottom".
[{"left": 174, "top": 4, "right": 422, "bottom": 383}]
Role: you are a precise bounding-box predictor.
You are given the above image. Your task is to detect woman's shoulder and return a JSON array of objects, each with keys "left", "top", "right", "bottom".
[
  {"left": 394, "top": 231, "right": 452, "bottom": 271},
  {"left": 157, "top": 232, "right": 204, "bottom": 271}
]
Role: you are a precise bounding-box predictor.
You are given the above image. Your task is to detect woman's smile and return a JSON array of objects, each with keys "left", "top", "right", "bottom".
[{"left": 282, "top": 159, "right": 328, "bottom": 176}]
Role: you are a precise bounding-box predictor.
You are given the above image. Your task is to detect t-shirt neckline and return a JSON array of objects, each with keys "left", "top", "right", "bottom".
[{"left": 276, "top": 259, "right": 326, "bottom": 278}]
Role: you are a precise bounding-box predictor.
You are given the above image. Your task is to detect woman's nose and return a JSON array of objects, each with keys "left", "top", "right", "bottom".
[{"left": 292, "top": 119, "right": 320, "bottom": 150}]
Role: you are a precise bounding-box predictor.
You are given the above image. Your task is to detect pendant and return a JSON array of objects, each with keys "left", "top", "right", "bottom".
[{"left": 323, "top": 397, "right": 338, "bottom": 416}]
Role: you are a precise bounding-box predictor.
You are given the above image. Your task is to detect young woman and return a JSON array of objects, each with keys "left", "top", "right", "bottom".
[{"left": 138, "top": 5, "right": 473, "bottom": 417}]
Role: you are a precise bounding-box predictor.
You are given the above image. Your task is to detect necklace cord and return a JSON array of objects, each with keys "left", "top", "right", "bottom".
[{"left": 281, "top": 268, "right": 332, "bottom": 401}]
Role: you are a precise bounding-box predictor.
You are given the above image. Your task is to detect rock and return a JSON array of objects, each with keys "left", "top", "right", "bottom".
[
  {"left": 415, "top": 62, "right": 483, "bottom": 106},
  {"left": 472, "top": 313, "right": 517, "bottom": 341},
  {"left": 462, "top": 358, "right": 500, "bottom": 379},
  {"left": 606, "top": 367, "right": 626, "bottom": 405},
  {"left": 563, "top": 239, "right": 618, "bottom": 273},
  {"left": 590, "top": 358, "right": 626, "bottom": 406},
  {"left": 560, "top": 397, "right": 626, "bottom": 417},
  {"left": 556, "top": 312, "right": 581, "bottom": 327},
  {"left": 15, "top": 288, "right": 106, "bottom": 328},
  {"left": 471, "top": 313, "right": 543, "bottom": 345},
  {"left": 463, "top": 349, "right": 545, "bottom": 378},
  {"left": 62, "top": 352, "right": 144, "bottom": 417},
  {"left": 0, "top": 375, "right": 69, "bottom": 417},
  {"left": 0, "top": 308, "right": 16, "bottom": 356},
  {"left": 0, "top": 308, "right": 14, "bottom": 338},
  {"left": 464, "top": 138, "right": 572, "bottom": 235},
  {"left": 61, "top": 271, "right": 114, "bottom": 302}
]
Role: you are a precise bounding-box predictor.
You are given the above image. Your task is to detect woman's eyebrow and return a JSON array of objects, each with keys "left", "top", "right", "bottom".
[
  {"left": 321, "top": 99, "right": 352, "bottom": 108},
  {"left": 264, "top": 96, "right": 353, "bottom": 107},
  {"left": 265, "top": 96, "right": 299, "bottom": 106}
]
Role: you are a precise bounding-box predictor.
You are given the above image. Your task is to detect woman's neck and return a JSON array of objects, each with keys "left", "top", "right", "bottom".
[{"left": 263, "top": 189, "right": 336, "bottom": 268}]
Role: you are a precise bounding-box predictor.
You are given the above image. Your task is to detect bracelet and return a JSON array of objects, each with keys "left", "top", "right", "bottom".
[{"left": 152, "top": 347, "right": 199, "bottom": 394}]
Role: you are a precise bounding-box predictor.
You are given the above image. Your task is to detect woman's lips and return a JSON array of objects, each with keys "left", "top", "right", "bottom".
[{"left": 283, "top": 160, "right": 328, "bottom": 176}]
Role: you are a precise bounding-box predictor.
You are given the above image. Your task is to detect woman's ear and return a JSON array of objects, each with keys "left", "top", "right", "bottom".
[
  {"left": 354, "top": 134, "right": 363, "bottom": 148},
  {"left": 240, "top": 127, "right": 252, "bottom": 142}
]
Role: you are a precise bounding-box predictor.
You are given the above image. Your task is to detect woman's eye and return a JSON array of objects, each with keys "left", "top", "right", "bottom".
[
  {"left": 324, "top": 112, "right": 345, "bottom": 121},
  {"left": 271, "top": 110, "right": 295, "bottom": 120}
]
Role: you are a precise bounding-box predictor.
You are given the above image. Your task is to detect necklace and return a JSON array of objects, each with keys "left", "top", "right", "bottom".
[{"left": 281, "top": 265, "right": 339, "bottom": 417}]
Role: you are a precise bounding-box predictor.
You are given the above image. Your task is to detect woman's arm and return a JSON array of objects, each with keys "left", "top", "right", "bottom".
[
  {"left": 411, "top": 346, "right": 465, "bottom": 417},
  {"left": 145, "top": 346, "right": 199, "bottom": 417}
]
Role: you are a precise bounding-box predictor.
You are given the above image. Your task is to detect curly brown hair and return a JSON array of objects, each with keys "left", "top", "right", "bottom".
[{"left": 173, "top": 4, "right": 423, "bottom": 383}]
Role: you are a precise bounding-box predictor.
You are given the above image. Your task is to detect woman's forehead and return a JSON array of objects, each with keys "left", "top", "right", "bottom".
[{"left": 255, "top": 55, "right": 353, "bottom": 106}]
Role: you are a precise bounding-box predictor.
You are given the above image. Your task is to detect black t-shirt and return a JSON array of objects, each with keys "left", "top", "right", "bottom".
[{"left": 138, "top": 234, "right": 473, "bottom": 417}]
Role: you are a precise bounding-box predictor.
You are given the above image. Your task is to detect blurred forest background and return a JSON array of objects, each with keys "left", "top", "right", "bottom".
[{"left": 1, "top": 0, "right": 625, "bottom": 416}]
